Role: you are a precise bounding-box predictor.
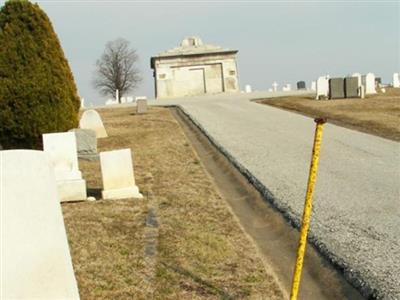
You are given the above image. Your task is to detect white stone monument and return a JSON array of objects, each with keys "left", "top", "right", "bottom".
[
  {"left": 0, "top": 150, "right": 80, "bottom": 299},
  {"left": 310, "top": 81, "right": 316, "bottom": 91},
  {"left": 245, "top": 84, "right": 252, "bottom": 93},
  {"left": 393, "top": 73, "right": 400, "bottom": 88},
  {"left": 43, "top": 132, "right": 87, "bottom": 202},
  {"left": 364, "top": 73, "right": 376, "bottom": 94},
  {"left": 80, "top": 97, "right": 85, "bottom": 109},
  {"left": 282, "top": 84, "right": 291, "bottom": 91},
  {"left": 272, "top": 82, "right": 278, "bottom": 92},
  {"left": 100, "top": 149, "right": 143, "bottom": 200},
  {"left": 79, "top": 109, "right": 108, "bottom": 138},
  {"left": 316, "top": 75, "right": 329, "bottom": 99}
]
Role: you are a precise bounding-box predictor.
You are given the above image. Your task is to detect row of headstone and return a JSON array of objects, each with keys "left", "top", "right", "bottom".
[{"left": 316, "top": 72, "right": 377, "bottom": 100}]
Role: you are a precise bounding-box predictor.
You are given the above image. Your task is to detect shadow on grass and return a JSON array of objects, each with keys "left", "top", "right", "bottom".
[{"left": 161, "top": 262, "right": 236, "bottom": 299}]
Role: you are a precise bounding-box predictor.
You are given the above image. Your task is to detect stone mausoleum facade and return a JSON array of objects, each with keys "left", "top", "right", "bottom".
[{"left": 150, "top": 37, "right": 239, "bottom": 99}]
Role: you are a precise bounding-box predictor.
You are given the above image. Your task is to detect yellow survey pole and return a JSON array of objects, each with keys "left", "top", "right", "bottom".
[{"left": 290, "top": 118, "right": 326, "bottom": 300}]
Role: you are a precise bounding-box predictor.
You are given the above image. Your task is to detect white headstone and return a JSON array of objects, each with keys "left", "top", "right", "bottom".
[
  {"left": 43, "top": 132, "right": 87, "bottom": 202},
  {"left": 79, "top": 109, "right": 108, "bottom": 138},
  {"left": 364, "top": 73, "right": 376, "bottom": 94},
  {"left": 393, "top": 73, "right": 400, "bottom": 88},
  {"left": 136, "top": 99, "right": 148, "bottom": 114},
  {"left": 282, "top": 84, "right": 291, "bottom": 91},
  {"left": 268, "top": 88, "right": 273, "bottom": 92},
  {"left": 316, "top": 76, "right": 329, "bottom": 99},
  {"left": 310, "top": 81, "right": 316, "bottom": 91},
  {"left": 105, "top": 98, "right": 117, "bottom": 105},
  {"left": 0, "top": 150, "right": 80, "bottom": 299},
  {"left": 80, "top": 98, "right": 85, "bottom": 109},
  {"left": 120, "top": 97, "right": 127, "bottom": 104},
  {"left": 245, "top": 84, "right": 252, "bottom": 93},
  {"left": 126, "top": 96, "right": 134, "bottom": 103},
  {"left": 272, "top": 82, "right": 278, "bottom": 92},
  {"left": 100, "top": 149, "right": 143, "bottom": 200}
]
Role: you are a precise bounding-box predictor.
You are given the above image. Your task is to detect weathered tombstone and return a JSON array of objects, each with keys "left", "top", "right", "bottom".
[
  {"left": 364, "top": 73, "right": 376, "bottom": 94},
  {"left": 272, "top": 82, "right": 278, "bottom": 92},
  {"left": 136, "top": 99, "right": 148, "bottom": 114},
  {"left": 329, "top": 78, "right": 345, "bottom": 99},
  {"left": 245, "top": 84, "right": 252, "bottom": 93},
  {"left": 297, "top": 81, "right": 306, "bottom": 90},
  {"left": 43, "top": 132, "right": 87, "bottom": 202},
  {"left": 0, "top": 150, "right": 80, "bottom": 299},
  {"left": 310, "top": 81, "right": 316, "bottom": 91},
  {"left": 316, "top": 76, "right": 329, "bottom": 99},
  {"left": 100, "top": 148, "right": 143, "bottom": 200},
  {"left": 79, "top": 109, "right": 108, "bottom": 138},
  {"left": 282, "top": 84, "right": 291, "bottom": 91},
  {"left": 69, "top": 128, "right": 98, "bottom": 161},
  {"left": 344, "top": 77, "right": 359, "bottom": 98},
  {"left": 393, "top": 73, "right": 400, "bottom": 88}
]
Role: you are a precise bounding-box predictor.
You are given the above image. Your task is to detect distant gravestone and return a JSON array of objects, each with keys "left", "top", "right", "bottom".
[
  {"left": 364, "top": 73, "right": 376, "bottom": 94},
  {"left": 297, "top": 81, "right": 306, "bottom": 90},
  {"left": 100, "top": 149, "right": 143, "bottom": 200},
  {"left": 0, "top": 150, "right": 80, "bottom": 299},
  {"left": 316, "top": 76, "right": 329, "bottom": 99},
  {"left": 393, "top": 73, "right": 400, "bottom": 88},
  {"left": 310, "top": 81, "right": 316, "bottom": 91},
  {"left": 79, "top": 109, "right": 108, "bottom": 138},
  {"left": 344, "top": 77, "right": 359, "bottom": 98},
  {"left": 329, "top": 78, "right": 345, "bottom": 99},
  {"left": 245, "top": 84, "right": 252, "bottom": 93},
  {"left": 136, "top": 99, "right": 148, "bottom": 114},
  {"left": 272, "top": 82, "right": 278, "bottom": 92},
  {"left": 69, "top": 128, "right": 98, "bottom": 161},
  {"left": 282, "top": 84, "right": 291, "bottom": 91},
  {"left": 43, "top": 132, "right": 87, "bottom": 202},
  {"left": 375, "top": 77, "right": 381, "bottom": 85}
]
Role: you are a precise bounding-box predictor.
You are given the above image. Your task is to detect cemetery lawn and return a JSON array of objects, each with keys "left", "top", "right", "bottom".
[
  {"left": 257, "top": 87, "right": 400, "bottom": 141},
  {"left": 62, "top": 107, "right": 284, "bottom": 299}
]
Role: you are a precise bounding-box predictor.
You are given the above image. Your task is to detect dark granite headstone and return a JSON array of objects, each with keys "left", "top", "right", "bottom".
[
  {"left": 329, "top": 78, "right": 345, "bottom": 99},
  {"left": 344, "top": 77, "right": 359, "bottom": 98},
  {"left": 375, "top": 77, "right": 381, "bottom": 84},
  {"left": 297, "top": 81, "right": 306, "bottom": 90}
]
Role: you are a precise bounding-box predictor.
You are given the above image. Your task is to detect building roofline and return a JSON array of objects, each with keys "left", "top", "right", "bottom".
[{"left": 150, "top": 50, "right": 238, "bottom": 69}]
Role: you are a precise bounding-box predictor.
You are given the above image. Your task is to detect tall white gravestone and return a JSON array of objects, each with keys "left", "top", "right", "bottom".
[
  {"left": 245, "top": 84, "right": 252, "bottom": 93},
  {"left": 316, "top": 75, "right": 329, "bottom": 99},
  {"left": 0, "top": 150, "right": 80, "bottom": 299},
  {"left": 310, "top": 81, "right": 316, "bottom": 91},
  {"left": 79, "top": 109, "right": 108, "bottom": 138},
  {"left": 43, "top": 132, "right": 87, "bottom": 202},
  {"left": 100, "top": 149, "right": 143, "bottom": 200},
  {"left": 364, "top": 73, "right": 376, "bottom": 94},
  {"left": 393, "top": 73, "right": 400, "bottom": 88}
]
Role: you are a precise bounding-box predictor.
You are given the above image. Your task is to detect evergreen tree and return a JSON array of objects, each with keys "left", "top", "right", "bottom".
[{"left": 0, "top": 0, "right": 80, "bottom": 149}]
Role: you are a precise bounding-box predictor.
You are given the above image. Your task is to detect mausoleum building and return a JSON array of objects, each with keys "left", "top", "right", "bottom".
[{"left": 150, "top": 37, "right": 239, "bottom": 99}]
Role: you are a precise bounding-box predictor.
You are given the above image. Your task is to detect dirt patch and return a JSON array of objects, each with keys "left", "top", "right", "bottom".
[
  {"left": 256, "top": 87, "right": 400, "bottom": 141},
  {"left": 62, "top": 107, "right": 284, "bottom": 299}
]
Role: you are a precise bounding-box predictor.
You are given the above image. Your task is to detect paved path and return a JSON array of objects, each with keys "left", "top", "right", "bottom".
[{"left": 101, "top": 91, "right": 400, "bottom": 298}]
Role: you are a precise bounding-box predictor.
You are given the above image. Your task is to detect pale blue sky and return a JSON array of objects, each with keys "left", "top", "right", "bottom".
[{"left": 2, "top": 1, "right": 399, "bottom": 105}]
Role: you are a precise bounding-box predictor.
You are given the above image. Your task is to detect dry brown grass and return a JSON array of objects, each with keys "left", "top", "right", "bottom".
[
  {"left": 62, "top": 107, "right": 284, "bottom": 299},
  {"left": 256, "top": 87, "right": 400, "bottom": 141}
]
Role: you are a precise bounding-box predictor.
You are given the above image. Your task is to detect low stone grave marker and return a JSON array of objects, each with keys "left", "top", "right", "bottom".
[
  {"left": 69, "top": 128, "right": 98, "bottom": 161},
  {"left": 245, "top": 84, "right": 252, "bottom": 93},
  {"left": 43, "top": 132, "right": 87, "bottom": 202},
  {"left": 329, "top": 78, "right": 345, "bottom": 99},
  {"left": 316, "top": 76, "right": 329, "bottom": 99},
  {"left": 344, "top": 77, "right": 359, "bottom": 98},
  {"left": 0, "top": 150, "right": 80, "bottom": 299},
  {"left": 137, "top": 99, "right": 148, "bottom": 114},
  {"left": 100, "top": 148, "right": 143, "bottom": 200},
  {"left": 79, "top": 109, "right": 108, "bottom": 138},
  {"left": 297, "top": 81, "right": 306, "bottom": 90}
]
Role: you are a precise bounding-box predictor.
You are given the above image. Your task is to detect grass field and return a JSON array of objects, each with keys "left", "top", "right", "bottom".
[
  {"left": 62, "top": 107, "right": 284, "bottom": 299},
  {"left": 256, "top": 88, "right": 400, "bottom": 141}
]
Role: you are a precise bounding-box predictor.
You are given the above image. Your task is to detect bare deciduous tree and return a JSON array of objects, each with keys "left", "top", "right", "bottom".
[{"left": 93, "top": 38, "right": 141, "bottom": 103}]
